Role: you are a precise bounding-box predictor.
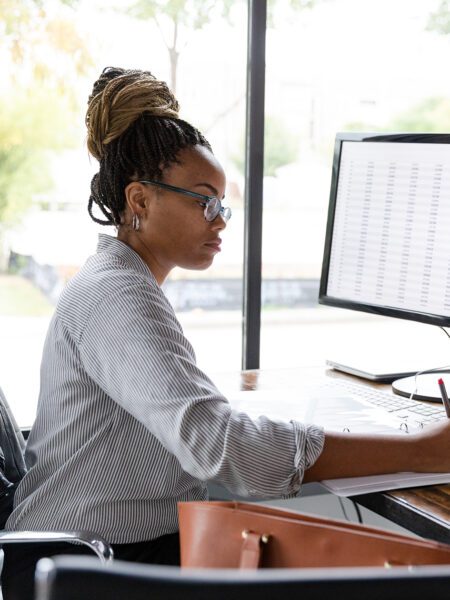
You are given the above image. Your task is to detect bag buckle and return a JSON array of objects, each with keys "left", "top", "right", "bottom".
[{"left": 242, "top": 529, "right": 270, "bottom": 544}]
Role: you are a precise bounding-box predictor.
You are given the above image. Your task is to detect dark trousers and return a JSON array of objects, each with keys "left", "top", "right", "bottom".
[{"left": 1, "top": 531, "right": 180, "bottom": 600}]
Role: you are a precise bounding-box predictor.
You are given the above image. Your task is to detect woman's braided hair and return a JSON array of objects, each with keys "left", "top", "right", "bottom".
[{"left": 85, "top": 66, "right": 212, "bottom": 226}]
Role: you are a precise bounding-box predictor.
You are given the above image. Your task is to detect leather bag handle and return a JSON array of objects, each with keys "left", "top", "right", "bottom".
[{"left": 239, "top": 530, "right": 270, "bottom": 569}]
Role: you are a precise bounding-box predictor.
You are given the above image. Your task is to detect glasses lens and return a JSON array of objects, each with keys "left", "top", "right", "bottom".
[
  {"left": 221, "top": 207, "right": 232, "bottom": 222},
  {"left": 205, "top": 198, "right": 232, "bottom": 222},
  {"left": 205, "top": 198, "right": 220, "bottom": 221}
]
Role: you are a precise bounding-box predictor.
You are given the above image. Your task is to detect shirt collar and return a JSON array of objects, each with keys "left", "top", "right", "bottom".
[{"left": 96, "top": 234, "right": 156, "bottom": 281}]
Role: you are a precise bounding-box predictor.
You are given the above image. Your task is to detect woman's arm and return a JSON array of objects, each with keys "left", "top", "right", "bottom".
[
  {"left": 79, "top": 282, "right": 324, "bottom": 497},
  {"left": 303, "top": 419, "right": 450, "bottom": 482}
]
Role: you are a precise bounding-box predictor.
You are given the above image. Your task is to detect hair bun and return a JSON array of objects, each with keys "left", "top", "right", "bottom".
[{"left": 85, "top": 67, "right": 180, "bottom": 161}]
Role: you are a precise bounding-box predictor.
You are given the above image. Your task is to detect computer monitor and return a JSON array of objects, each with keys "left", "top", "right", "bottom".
[{"left": 319, "top": 132, "right": 450, "bottom": 401}]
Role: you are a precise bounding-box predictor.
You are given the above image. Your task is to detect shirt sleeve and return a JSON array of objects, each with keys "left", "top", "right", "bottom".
[{"left": 78, "top": 282, "right": 325, "bottom": 497}]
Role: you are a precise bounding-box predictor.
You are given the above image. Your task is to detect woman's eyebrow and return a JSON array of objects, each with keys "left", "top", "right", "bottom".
[{"left": 193, "top": 182, "right": 220, "bottom": 197}]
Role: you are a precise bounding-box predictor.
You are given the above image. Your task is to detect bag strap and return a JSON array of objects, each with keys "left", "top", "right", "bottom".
[{"left": 239, "top": 530, "right": 269, "bottom": 569}]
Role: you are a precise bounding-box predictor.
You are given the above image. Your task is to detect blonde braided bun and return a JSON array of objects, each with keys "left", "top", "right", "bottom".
[{"left": 86, "top": 67, "right": 180, "bottom": 161}]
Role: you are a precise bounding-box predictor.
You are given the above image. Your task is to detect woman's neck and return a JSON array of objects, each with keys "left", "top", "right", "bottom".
[{"left": 117, "top": 228, "right": 171, "bottom": 286}]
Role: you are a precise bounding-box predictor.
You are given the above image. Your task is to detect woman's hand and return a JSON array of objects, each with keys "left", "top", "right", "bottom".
[{"left": 412, "top": 419, "right": 450, "bottom": 473}]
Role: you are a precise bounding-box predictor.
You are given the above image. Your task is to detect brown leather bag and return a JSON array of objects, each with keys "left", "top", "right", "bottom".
[{"left": 178, "top": 501, "right": 450, "bottom": 569}]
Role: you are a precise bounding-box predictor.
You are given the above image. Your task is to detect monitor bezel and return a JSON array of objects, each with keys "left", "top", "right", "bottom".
[{"left": 318, "top": 132, "right": 450, "bottom": 327}]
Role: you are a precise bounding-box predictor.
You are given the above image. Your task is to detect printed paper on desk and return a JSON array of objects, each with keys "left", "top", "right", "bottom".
[
  {"left": 321, "top": 472, "right": 450, "bottom": 497},
  {"left": 226, "top": 386, "right": 406, "bottom": 435},
  {"left": 225, "top": 382, "right": 450, "bottom": 495}
]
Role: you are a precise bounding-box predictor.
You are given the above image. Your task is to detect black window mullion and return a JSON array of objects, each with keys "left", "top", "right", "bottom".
[{"left": 242, "top": 0, "right": 267, "bottom": 370}]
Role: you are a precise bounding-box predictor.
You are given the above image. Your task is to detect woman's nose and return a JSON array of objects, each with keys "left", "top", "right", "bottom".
[{"left": 211, "top": 213, "right": 227, "bottom": 230}]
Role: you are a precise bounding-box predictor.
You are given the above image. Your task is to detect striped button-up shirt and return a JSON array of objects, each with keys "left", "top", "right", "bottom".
[{"left": 7, "top": 234, "right": 324, "bottom": 543}]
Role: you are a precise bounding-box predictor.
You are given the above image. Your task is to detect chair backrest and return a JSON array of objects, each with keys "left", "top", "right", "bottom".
[
  {"left": 35, "top": 555, "right": 450, "bottom": 600},
  {"left": 0, "top": 386, "right": 27, "bottom": 527}
]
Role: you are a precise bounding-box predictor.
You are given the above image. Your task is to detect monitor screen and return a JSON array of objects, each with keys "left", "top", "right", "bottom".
[{"left": 319, "top": 133, "right": 450, "bottom": 326}]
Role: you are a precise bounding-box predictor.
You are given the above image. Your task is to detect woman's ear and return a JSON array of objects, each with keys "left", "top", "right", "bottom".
[{"left": 124, "top": 182, "right": 148, "bottom": 215}]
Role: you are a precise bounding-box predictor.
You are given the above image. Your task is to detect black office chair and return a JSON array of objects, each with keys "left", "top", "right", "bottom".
[
  {"left": 0, "top": 385, "right": 113, "bottom": 564},
  {"left": 35, "top": 555, "right": 450, "bottom": 600}
]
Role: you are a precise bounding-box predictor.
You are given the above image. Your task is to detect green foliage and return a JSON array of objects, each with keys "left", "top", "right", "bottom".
[
  {"left": 389, "top": 97, "right": 450, "bottom": 133},
  {"left": 264, "top": 116, "right": 299, "bottom": 176},
  {"left": 0, "top": 0, "right": 91, "bottom": 229},
  {"left": 126, "top": 0, "right": 324, "bottom": 36},
  {"left": 0, "top": 88, "right": 79, "bottom": 225},
  {"left": 342, "top": 98, "right": 450, "bottom": 136},
  {"left": 124, "top": 0, "right": 325, "bottom": 92},
  {"left": 427, "top": 0, "right": 450, "bottom": 35},
  {"left": 125, "top": 0, "right": 235, "bottom": 91},
  {"left": 2, "top": 0, "right": 92, "bottom": 77},
  {"left": 289, "top": 0, "right": 318, "bottom": 7},
  {"left": 0, "top": 0, "right": 36, "bottom": 35},
  {"left": 233, "top": 116, "right": 299, "bottom": 177},
  {"left": 268, "top": 0, "right": 322, "bottom": 13},
  {"left": 389, "top": 98, "right": 450, "bottom": 133},
  {"left": 0, "top": 149, "right": 49, "bottom": 225},
  {"left": 127, "top": 0, "right": 233, "bottom": 29}
]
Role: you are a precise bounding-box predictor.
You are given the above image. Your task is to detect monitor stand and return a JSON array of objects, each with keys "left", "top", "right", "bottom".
[{"left": 392, "top": 371, "right": 450, "bottom": 403}]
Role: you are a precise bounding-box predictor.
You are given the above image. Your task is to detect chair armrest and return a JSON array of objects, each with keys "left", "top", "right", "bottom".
[{"left": 0, "top": 530, "right": 113, "bottom": 564}]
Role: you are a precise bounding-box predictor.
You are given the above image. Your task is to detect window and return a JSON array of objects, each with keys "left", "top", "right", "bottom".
[{"left": 260, "top": 0, "right": 450, "bottom": 370}]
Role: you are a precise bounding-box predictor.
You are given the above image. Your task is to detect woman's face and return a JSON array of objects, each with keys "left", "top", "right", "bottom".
[{"left": 124, "top": 145, "right": 228, "bottom": 283}]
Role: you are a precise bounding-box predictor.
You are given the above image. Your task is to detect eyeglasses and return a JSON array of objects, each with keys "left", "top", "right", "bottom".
[{"left": 139, "top": 180, "right": 232, "bottom": 222}]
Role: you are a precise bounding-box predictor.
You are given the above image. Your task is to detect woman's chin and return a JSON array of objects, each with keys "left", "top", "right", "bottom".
[{"left": 180, "top": 257, "right": 215, "bottom": 271}]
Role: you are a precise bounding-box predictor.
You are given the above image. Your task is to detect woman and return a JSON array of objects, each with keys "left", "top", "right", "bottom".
[{"left": 3, "top": 67, "right": 450, "bottom": 599}]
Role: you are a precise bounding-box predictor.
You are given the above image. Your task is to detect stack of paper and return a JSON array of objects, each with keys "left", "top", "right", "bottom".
[{"left": 321, "top": 472, "right": 450, "bottom": 497}]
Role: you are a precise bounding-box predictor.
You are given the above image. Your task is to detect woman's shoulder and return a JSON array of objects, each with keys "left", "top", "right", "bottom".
[
  {"left": 70, "top": 250, "right": 157, "bottom": 300},
  {"left": 55, "top": 247, "right": 171, "bottom": 340}
]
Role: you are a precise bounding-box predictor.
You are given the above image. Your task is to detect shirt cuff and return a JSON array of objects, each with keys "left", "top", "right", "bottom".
[{"left": 288, "top": 422, "right": 325, "bottom": 495}]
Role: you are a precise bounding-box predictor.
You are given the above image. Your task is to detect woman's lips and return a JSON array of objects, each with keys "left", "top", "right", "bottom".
[{"left": 204, "top": 238, "right": 222, "bottom": 252}]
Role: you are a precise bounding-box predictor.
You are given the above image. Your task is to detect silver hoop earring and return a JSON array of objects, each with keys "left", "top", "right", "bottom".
[{"left": 132, "top": 213, "right": 140, "bottom": 231}]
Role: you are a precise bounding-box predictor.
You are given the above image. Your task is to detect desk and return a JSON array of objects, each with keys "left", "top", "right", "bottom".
[{"left": 210, "top": 366, "right": 450, "bottom": 545}]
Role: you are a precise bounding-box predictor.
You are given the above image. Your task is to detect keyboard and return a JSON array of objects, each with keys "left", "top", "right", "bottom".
[{"left": 329, "top": 378, "right": 446, "bottom": 428}]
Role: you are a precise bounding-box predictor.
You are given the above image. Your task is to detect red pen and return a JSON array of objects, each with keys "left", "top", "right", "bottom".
[{"left": 438, "top": 378, "right": 450, "bottom": 418}]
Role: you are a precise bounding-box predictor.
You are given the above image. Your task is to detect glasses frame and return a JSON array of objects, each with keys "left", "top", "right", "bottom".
[{"left": 139, "top": 180, "right": 231, "bottom": 222}]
